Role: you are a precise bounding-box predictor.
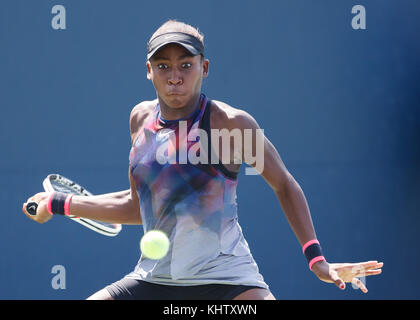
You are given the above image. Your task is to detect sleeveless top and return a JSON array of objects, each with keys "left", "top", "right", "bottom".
[{"left": 126, "top": 94, "right": 268, "bottom": 288}]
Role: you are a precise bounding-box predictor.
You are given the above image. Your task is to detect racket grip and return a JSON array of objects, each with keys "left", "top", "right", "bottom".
[{"left": 26, "top": 202, "right": 38, "bottom": 216}]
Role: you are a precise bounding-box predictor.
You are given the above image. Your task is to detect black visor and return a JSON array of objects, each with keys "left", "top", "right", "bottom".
[{"left": 147, "top": 32, "right": 204, "bottom": 60}]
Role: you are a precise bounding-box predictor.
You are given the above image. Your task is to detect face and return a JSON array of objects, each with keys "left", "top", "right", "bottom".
[{"left": 146, "top": 44, "right": 209, "bottom": 109}]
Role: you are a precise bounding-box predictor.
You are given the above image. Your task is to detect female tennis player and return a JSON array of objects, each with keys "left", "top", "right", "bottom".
[{"left": 23, "top": 20, "right": 383, "bottom": 300}]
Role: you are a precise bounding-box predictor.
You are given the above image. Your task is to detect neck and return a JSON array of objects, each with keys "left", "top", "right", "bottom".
[{"left": 158, "top": 93, "right": 201, "bottom": 121}]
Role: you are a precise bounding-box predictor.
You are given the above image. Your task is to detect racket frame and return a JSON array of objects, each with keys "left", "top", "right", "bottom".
[{"left": 43, "top": 174, "right": 122, "bottom": 237}]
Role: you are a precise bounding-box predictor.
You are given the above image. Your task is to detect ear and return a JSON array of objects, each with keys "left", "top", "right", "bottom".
[
  {"left": 202, "top": 58, "right": 209, "bottom": 78},
  {"left": 146, "top": 61, "right": 152, "bottom": 80}
]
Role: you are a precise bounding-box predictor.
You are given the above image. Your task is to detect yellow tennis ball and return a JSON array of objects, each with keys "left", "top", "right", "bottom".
[{"left": 140, "top": 230, "right": 170, "bottom": 260}]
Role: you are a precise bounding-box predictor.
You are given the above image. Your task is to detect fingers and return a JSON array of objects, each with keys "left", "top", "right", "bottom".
[
  {"left": 22, "top": 192, "right": 51, "bottom": 223},
  {"left": 352, "top": 277, "right": 368, "bottom": 293},
  {"left": 331, "top": 271, "right": 369, "bottom": 293},
  {"left": 357, "top": 261, "right": 384, "bottom": 271},
  {"left": 352, "top": 262, "right": 383, "bottom": 278},
  {"left": 22, "top": 194, "right": 38, "bottom": 218},
  {"left": 329, "top": 269, "right": 346, "bottom": 290},
  {"left": 327, "top": 260, "right": 383, "bottom": 293},
  {"left": 364, "top": 269, "right": 382, "bottom": 276},
  {"left": 350, "top": 262, "right": 383, "bottom": 294}
]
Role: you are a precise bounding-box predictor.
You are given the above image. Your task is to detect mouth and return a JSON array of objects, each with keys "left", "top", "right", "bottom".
[{"left": 167, "top": 92, "right": 184, "bottom": 96}]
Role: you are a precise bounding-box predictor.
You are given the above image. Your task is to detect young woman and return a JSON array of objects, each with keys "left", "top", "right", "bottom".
[{"left": 23, "top": 20, "right": 383, "bottom": 300}]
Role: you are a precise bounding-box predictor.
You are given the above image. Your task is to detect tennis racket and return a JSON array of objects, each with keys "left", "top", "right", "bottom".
[{"left": 26, "top": 174, "right": 122, "bottom": 237}]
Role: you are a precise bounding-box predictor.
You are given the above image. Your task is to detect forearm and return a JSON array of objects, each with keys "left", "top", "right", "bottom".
[
  {"left": 68, "top": 189, "right": 141, "bottom": 225},
  {"left": 90, "top": 189, "right": 130, "bottom": 200},
  {"left": 275, "top": 176, "right": 317, "bottom": 246}
]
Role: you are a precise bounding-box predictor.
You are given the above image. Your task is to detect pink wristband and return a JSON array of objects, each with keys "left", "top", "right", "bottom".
[
  {"left": 302, "top": 239, "right": 320, "bottom": 254},
  {"left": 302, "top": 239, "right": 325, "bottom": 271},
  {"left": 64, "top": 194, "right": 73, "bottom": 216},
  {"left": 47, "top": 192, "right": 55, "bottom": 215},
  {"left": 309, "top": 256, "right": 326, "bottom": 271}
]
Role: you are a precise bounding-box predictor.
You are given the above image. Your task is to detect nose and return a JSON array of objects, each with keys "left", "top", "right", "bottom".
[{"left": 168, "top": 70, "right": 183, "bottom": 85}]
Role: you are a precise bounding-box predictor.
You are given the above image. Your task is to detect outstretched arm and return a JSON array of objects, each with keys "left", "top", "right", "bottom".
[
  {"left": 233, "top": 110, "right": 383, "bottom": 293},
  {"left": 22, "top": 168, "right": 142, "bottom": 225}
]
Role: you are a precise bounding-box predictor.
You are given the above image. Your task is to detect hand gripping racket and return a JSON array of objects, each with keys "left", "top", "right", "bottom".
[{"left": 26, "top": 174, "right": 122, "bottom": 237}]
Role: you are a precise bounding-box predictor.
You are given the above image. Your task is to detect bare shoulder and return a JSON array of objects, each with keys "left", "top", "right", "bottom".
[
  {"left": 210, "top": 100, "right": 259, "bottom": 130},
  {"left": 130, "top": 100, "right": 157, "bottom": 122},
  {"left": 129, "top": 99, "right": 157, "bottom": 141}
]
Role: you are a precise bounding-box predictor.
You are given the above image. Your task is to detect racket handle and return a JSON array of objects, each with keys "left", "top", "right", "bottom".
[{"left": 26, "top": 202, "right": 38, "bottom": 216}]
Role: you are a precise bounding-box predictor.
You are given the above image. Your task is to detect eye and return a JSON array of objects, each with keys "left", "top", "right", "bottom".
[
  {"left": 157, "top": 63, "right": 168, "bottom": 70},
  {"left": 181, "top": 62, "right": 192, "bottom": 69}
]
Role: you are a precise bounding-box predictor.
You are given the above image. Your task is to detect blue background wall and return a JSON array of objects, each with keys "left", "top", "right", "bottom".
[{"left": 1, "top": 0, "right": 419, "bottom": 299}]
